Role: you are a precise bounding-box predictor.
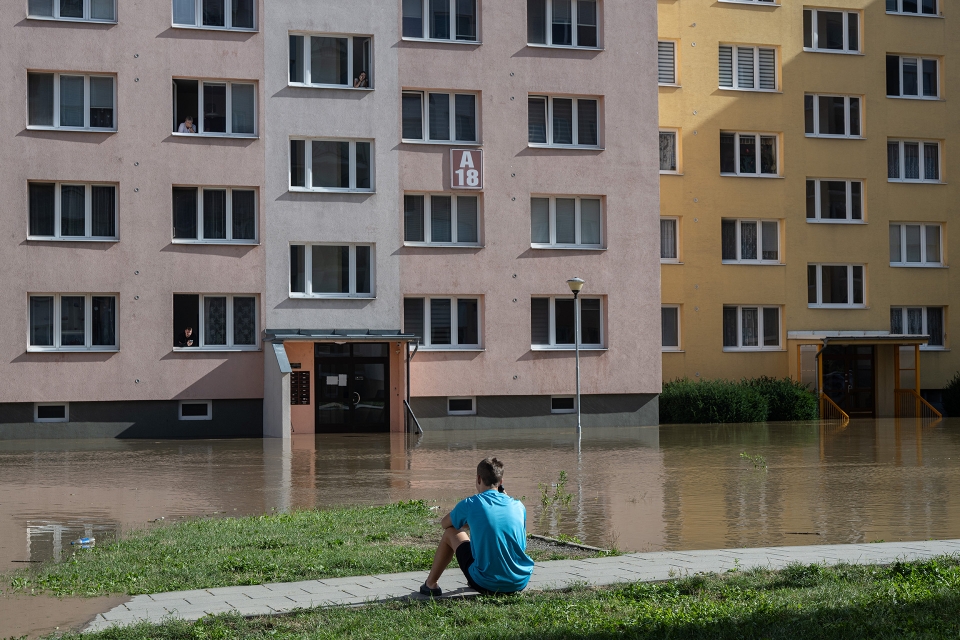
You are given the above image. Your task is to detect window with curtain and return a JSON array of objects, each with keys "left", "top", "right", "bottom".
[
  {"left": 527, "top": 0, "right": 599, "bottom": 47},
  {"left": 403, "top": 297, "right": 481, "bottom": 348},
  {"left": 659, "top": 130, "right": 678, "bottom": 172},
  {"left": 289, "top": 244, "right": 374, "bottom": 297},
  {"left": 719, "top": 45, "right": 777, "bottom": 91},
  {"left": 722, "top": 306, "right": 781, "bottom": 350},
  {"left": 803, "top": 9, "right": 859, "bottom": 52},
  {"left": 662, "top": 306, "right": 680, "bottom": 350},
  {"left": 887, "top": 140, "right": 940, "bottom": 182},
  {"left": 531, "top": 296, "right": 604, "bottom": 348},
  {"left": 172, "top": 79, "right": 256, "bottom": 136},
  {"left": 720, "top": 132, "right": 778, "bottom": 176},
  {"left": 28, "top": 294, "right": 118, "bottom": 351},
  {"left": 807, "top": 264, "right": 865, "bottom": 307},
  {"left": 530, "top": 196, "right": 603, "bottom": 248},
  {"left": 528, "top": 95, "right": 600, "bottom": 147},
  {"left": 721, "top": 219, "right": 779, "bottom": 263},
  {"left": 28, "top": 182, "right": 117, "bottom": 240},
  {"left": 660, "top": 218, "right": 678, "bottom": 261},
  {"left": 289, "top": 34, "right": 372, "bottom": 88},
  {"left": 28, "top": 73, "right": 115, "bottom": 131},
  {"left": 891, "top": 307, "right": 945, "bottom": 347},
  {"left": 658, "top": 41, "right": 677, "bottom": 84},
  {"left": 804, "top": 94, "right": 862, "bottom": 138},
  {"left": 805, "top": 179, "right": 863, "bottom": 222},
  {"left": 404, "top": 194, "right": 480, "bottom": 245},
  {"left": 28, "top": 0, "right": 116, "bottom": 21},
  {"left": 172, "top": 0, "right": 256, "bottom": 29},
  {"left": 886, "top": 55, "right": 939, "bottom": 99},
  {"left": 172, "top": 294, "right": 258, "bottom": 349},
  {"left": 401, "top": 91, "right": 477, "bottom": 143},
  {"left": 289, "top": 138, "right": 374, "bottom": 191},
  {"left": 889, "top": 223, "right": 942, "bottom": 266},
  {"left": 402, "top": 0, "right": 478, "bottom": 41},
  {"left": 171, "top": 187, "right": 257, "bottom": 242}
]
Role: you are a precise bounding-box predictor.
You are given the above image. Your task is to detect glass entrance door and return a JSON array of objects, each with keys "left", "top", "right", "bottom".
[
  {"left": 315, "top": 343, "right": 389, "bottom": 433},
  {"left": 823, "top": 345, "right": 875, "bottom": 418}
]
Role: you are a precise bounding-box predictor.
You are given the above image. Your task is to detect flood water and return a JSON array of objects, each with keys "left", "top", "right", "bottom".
[{"left": 2, "top": 419, "right": 959, "bottom": 569}]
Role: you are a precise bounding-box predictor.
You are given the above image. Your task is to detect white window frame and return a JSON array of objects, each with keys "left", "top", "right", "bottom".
[
  {"left": 288, "top": 33, "right": 374, "bottom": 90},
  {"left": 662, "top": 305, "right": 681, "bottom": 352},
  {"left": 806, "top": 179, "right": 865, "bottom": 223},
  {"left": 805, "top": 94, "right": 862, "bottom": 138},
  {"left": 528, "top": 95, "right": 602, "bottom": 149},
  {"left": 403, "top": 193, "right": 482, "bottom": 246},
  {"left": 27, "top": 181, "right": 118, "bottom": 241},
  {"left": 528, "top": 0, "right": 601, "bottom": 49},
  {"left": 807, "top": 264, "right": 866, "bottom": 308},
  {"left": 27, "top": 72, "right": 116, "bottom": 132},
  {"left": 34, "top": 402, "right": 69, "bottom": 423},
  {"left": 721, "top": 219, "right": 780, "bottom": 264},
  {"left": 172, "top": 79, "right": 258, "bottom": 138},
  {"left": 171, "top": 0, "right": 257, "bottom": 31},
  {"left": 551, "top": 396, "right": 577, "bottom": 414},
  {"left": 658, "top": 41, "right": 678, "bottom": 86},
  {"left": 530, "top": 196, "right": 604, "bottom": 249},
  {"left": 173, "top": 294, "right": 260, "bottom": 351},
  {"left": 886, "top": 0, "right": 939, "bottom": 17},
  {"left": 178, "top": 400, "right": 213, "bottom": 420},
  {"left": 889, "top": 222, "right": 943, "bottom": 267},
  {"left": 27, "top": 0, "right": 117, "bottom": 22},
  {"left": 660, "top": 217, "right": 680, "bottom": 263},
  {"left": 803, "top": 8, "right": 860, "bottom": 53},
  {"left": 720, "top": 132, "right": 780, "bottom": 177},
  {"left": 659, "top": 129, "right": 679, "bottom": 174},
  {"left": 289, "top": 243, "right": 376, "bottom": 298},
  {"left": 401, "top": 0, "right": 479, "bottom": 44},
  {"left": 718, "top": 44, "right": 778, "bottom": 91},
  {"left": 719, "top": 0, "right": 778, "bottom": 5},
  {"left": 289, "top": 138, "right": 375, "bottom": 193},
  {"left": 887, "top": 55, "right": 940, "bottom": 99},
  {"left": 531, "top": 296, "right": 605, "bottom": 350},
  {"left": 887, "top": 139, "right": 941, "bottom": 183},
  {"left": 447, "top": 397, "right": 477, "bottom": 415},
  {"left": 171, "top": 186, "right": 258, "bottom": 244},
  {"left": 891, "top": 306, "right": 945, "bottom": 349},
  {"left": 404, "top": 296, "right": 483, "bottom": 350},
  {"left": 27, "top": 293, "right": 119, "bottom": 352},
  {"left": 401, "top": 91, "right": 479, "bottom": 144},
  {"left": 723, "top": 305, "right": 782, "bottom": 351}
]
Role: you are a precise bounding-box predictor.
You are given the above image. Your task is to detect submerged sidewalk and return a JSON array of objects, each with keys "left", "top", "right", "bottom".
[{"left": 84, "top": 539, "right": 960, "bottom": 633}]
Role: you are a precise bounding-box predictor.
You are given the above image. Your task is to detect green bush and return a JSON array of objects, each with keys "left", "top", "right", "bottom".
[
  {"left": 944, "top": 372, "right": 960, "bottom": 417},
  {"left": 660, "top": 377, "right": 818, "bottom": 424}
]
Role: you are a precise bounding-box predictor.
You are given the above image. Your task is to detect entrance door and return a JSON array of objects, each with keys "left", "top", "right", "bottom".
[
  {"left": 315, "top": 343, "right": 389, "bottom": 433},
  {"left": 822, "top": 345, "right": 875, "bottom": 418}
]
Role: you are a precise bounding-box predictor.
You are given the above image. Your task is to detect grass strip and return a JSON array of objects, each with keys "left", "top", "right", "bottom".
[{"left": 51, "top": 556, "right": 960, "bottom": 639}]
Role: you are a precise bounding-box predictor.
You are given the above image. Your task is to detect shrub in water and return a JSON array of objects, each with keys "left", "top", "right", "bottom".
[
  {"left": 744, "top": 376, "right": 818, "bottom": 421},
  {"left": 944, "top": 372, "right": 960, "bottom": 417},
  {"left": 660, "top": 377, "right": 818, "bottom": 424}
]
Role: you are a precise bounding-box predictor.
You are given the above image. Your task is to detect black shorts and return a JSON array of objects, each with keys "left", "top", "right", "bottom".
[{"left": 455, "top": 541, "right": 496, "bottom": 595}]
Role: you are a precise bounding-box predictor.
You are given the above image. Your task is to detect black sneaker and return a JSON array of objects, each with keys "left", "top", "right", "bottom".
[{"left": 420, "top": 582, "right": 442, "bottom": 597}]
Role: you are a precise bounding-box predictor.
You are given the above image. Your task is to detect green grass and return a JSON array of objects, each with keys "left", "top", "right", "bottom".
[{"left": 48, "top": 556, "right": 960, "bottom": 639}]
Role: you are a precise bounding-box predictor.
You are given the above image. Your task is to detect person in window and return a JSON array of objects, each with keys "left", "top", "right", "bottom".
[
  {"left": 353, "top": 72, "right": 368, "bottom": 88},
  {"left": 178, "top": 116, "right": 196, "bottom": 134},
  {"left": 176, "top": 326, "right": 197, "bottom": 348}
]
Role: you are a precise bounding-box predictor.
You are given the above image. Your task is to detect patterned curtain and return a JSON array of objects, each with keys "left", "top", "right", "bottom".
[{"left": 204, "top": 297, "right": 227, "bottom": 346}]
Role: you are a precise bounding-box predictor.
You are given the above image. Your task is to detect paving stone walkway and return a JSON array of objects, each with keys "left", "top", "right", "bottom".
[{"left": 84, "top": 539, "right": 960, "bottom": 633}]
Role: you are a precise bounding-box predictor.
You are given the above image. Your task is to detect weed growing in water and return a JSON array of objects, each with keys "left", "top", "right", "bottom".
[{"left": 739, "top": 452, "right": 768, "bottom": 470}]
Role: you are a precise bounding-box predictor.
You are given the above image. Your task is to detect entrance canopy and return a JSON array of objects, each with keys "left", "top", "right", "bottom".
[
  {"left": 266, "top": 328, "right": 417, "bottom": 342},
  {"left": 787, "top": 330, "right": 929, "bottom": 346}
]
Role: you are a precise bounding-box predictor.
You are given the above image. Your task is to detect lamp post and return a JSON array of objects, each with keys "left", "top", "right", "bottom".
[{"left": 567, "top": 277, "right": 585, "bottom": 431}]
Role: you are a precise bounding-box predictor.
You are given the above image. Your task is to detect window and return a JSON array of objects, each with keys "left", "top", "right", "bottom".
[
  {"left": 447, "top": 397, "right": 476, "bottom": 415},
  {"left": 531, "top": 296, "right": 603, "bottom": 349},
  {"left": 172, "top": 187, "right": 257, "bottom": 243},
  {"left": 289, "top": 244, "right": 374, "bottom": 297},
  {"left": 403, "top": 297, "right": 481, "bottom": 349},
  {"left": 806, "top": 179, "right": 863, "bottom": 222},
  {"left": 659, "top": 130, "right": 678, "bottom": 173},
  {"left": 172, "top": 79, "right": 256, "bottom": 137},
  {"left": 28, "top": 0, "right": 116, "bottom": 22},
  {"left": 662, "top": 306, "right": 680, "bottom": 351},
  {"left": 28, "top": 294, "right": 117, "bottom": 351},
  {"left": 551, "top": 396, "right": 576, "bottom": 413},
  {"left": 289, "top": 139, "right": 374, "bottom": 192},
  {"left": 34, "top": 403, "right": 69, "bottom": 423},
  {"left": 802, "top": 9, "right": 859, "bottom": 53},
  {"left": 530, "top": 196, "right": 602, "bottom": 248},
  {"left": 289, "top": 34, "right": 372, "bottom": 89},
  {"left": 807, "top": 264, "right": 865, "bottom": 307},
  {"left": 401, "top": 91, "right": 478, "bottom": 143},
  {"left": 172, "top": 0, "right": 255, "bottom": 30},
  {"left": 723, "top": 306, "right": 781, "bottom": 350},
  {"left": 886, "top": 55, "right": 939, "bottom": 99},
  {"left": 28, "top": 182, "right": 117, "bottom": 240},
  {"left": 172, "top": 294, "right": 258, "bottom": 350},
  {"left": 179, "top": 400, "right": 213, "bottom": 420},
  {"left": 804, "top": 95, "right": 862, "bottom": 138},
  {"left": 891, "top": 307, "right": 944, "bottom": 347},
  {"left": 889, "top": 223, "right": 942, "bottom": 266},
  {"left": 27, "top": 72, "right": 115, "bottom": 131},
  {"left": 720, "top": 132, "right": 778, "bottom": 176},
  {"left": 887, "top": 140, "right": 940, "bottom": 182},
  {"left": 719, "top": 45, "right": 777, "bottom": 91},
  {"left": 660, "top": 218, "right": 679, "bottom": 262},
  {"left": 402, "top": 0, "right": 477, "bottom": 42},
  {"left": 528, "top": 96, "right": 600, "bottom": 148},
  {"left": 886, "top": 0, "right": 938, "bottom": 16},
  {"left": 404, "top": 194, "right": 480, "bottom": 245},
  {"left": 658, "top": 41, "right": 677, "bottom": 85},
  {"left": 528, "top": 0, "right": 599, "bottom": 48},
  {"left": 721, "top": 219, "right": 779, "bottom": 263}
]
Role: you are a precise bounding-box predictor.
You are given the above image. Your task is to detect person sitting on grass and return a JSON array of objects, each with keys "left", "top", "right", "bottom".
[{"left": 421, "top": 457, "right": 534, "bottom": 597}]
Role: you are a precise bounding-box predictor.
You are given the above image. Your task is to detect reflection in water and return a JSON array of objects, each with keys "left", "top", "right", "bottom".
[{"left": 0, "top": 419, "right": 958, "bottom": 565}]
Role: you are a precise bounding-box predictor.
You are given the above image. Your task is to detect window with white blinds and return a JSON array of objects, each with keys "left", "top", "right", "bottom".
[
  {"left": 719, "top": 45, "right": 776, "bottom": 91},
  {"left": 658, "top": 41, "right": 677, "bottom": 85}
]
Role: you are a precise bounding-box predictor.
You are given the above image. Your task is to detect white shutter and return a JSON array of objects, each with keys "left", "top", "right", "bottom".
[
  {"left": 758, "top": 48, "right": 777, "bottom": 90},
  {"left": 718, "top": 46, "right": 733, "bottom": 88},
  {"left": 737, "top": 46, "right": 755, "bottom": 89},
  {"left": 658, "top": 41, "right": 676, "bottom": 85}
]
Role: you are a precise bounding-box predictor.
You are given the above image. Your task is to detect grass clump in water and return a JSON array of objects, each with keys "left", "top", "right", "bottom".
[{"left": 49, "top": 556, "right": 960, "bottom": 639}]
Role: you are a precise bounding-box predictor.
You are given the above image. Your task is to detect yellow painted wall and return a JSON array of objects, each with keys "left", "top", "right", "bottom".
[{"left": 659, "top": 0, "right": 958, "bottom": 389}]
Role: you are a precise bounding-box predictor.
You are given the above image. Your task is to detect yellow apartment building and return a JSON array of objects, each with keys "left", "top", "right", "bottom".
[{"left": 657, "top": 0, "right": 954, "bottom": 418}]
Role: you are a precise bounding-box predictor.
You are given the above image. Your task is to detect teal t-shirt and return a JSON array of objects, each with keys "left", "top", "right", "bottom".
[{"left": 449, "top": 490, "right": 534, "bottom": 593}]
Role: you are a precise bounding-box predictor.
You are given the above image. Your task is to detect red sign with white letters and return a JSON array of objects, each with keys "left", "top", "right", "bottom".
[{"left": 451, "top": 149, "right": 483, "bottom": 190}]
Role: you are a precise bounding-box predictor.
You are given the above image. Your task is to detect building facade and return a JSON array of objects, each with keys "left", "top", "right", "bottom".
[{"left": 658, "top": 0, "right": 955, "bottom": 418}]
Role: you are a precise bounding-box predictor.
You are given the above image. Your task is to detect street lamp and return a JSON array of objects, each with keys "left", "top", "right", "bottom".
[{"left": 567, "top": 277, "right": 585, "bottom": 431}]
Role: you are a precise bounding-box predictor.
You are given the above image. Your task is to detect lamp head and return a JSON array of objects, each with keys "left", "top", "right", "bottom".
[{"left": 567, "top": 277, "right": 585, "bottom": 293}]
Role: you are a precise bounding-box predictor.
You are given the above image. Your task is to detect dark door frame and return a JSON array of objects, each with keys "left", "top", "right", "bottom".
[
  {"left": 822, "top": 345, "right": 876, "bottom": 418},
  {"left": 314, "top": 343, "right": 390, "bottom": 433}
]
